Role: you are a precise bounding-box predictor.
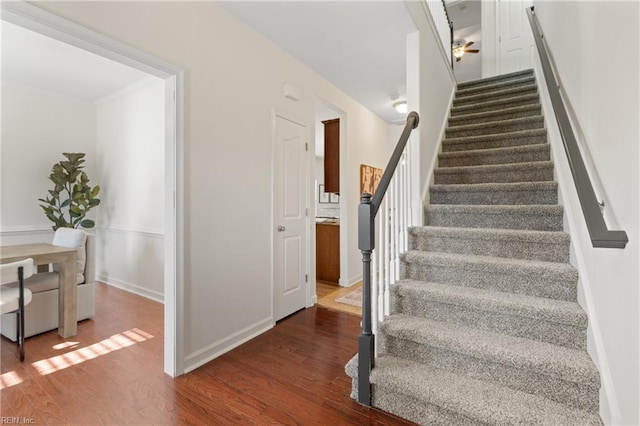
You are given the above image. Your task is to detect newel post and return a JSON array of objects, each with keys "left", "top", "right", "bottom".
[{"left": 358, "top": 192, "right": 375, "bottom": 405}]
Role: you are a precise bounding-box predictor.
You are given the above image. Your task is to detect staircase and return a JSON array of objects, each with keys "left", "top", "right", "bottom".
[{"left": 346, "top": 69, "right": 603, "bottom": 425}]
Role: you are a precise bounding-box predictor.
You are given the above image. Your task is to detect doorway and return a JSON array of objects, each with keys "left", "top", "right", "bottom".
[
  {"left": 313, "top": 99, "right": 357, "bottom": 315},
  {"left": 314, "top": 101, "right": 341, "bottom": 289},
  {"left": 1, "top": 1, "right": 184, "bottom": 376}
]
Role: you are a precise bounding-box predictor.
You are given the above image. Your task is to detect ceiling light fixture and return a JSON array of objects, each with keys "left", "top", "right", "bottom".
[
  {"left": 393, "top": 100, "right": 408, "bottom": 114},
  {"left": 453, "top": 44, "right": 465, "bottom": 61}
]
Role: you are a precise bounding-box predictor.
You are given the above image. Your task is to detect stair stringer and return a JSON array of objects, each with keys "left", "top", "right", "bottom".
[{"left": 414, "top": 84, "right": 456, "bottom": 226}]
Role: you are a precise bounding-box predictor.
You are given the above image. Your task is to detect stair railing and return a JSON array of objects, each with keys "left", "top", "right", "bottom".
[
  {"left": 526, "top": 7, "right": 628, "bottom": 248},
  {"left": 357, "top": 111, "right": 419, "bottom": 405},
  {"left": 425, "top": 0, "right": 454, "bottom": 68}
]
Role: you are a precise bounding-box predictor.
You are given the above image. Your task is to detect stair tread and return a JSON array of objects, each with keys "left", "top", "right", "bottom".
[
  {"left": 439, "top": 143, "right": 549, "bottom": 159},
  {"left": 451, "top": 93, "right": 540, "bottom": 115},
  {"left": 370, "top": 355, "right": 602, "bottom": 425},
  {"left": 448, "top": 103, "right": 541, "bottom": 124},
  {"left": 443, "top": 128, "right": 546, "bottom": 145},
  {"left": 435, "top": 160, "right": 553, "bottom": 175},
  {"left": 455, "top": 76, "right": 536, "bottom": 98},
  {"left": 426, "top": 204, "right": 563, "bottom": 214},
  {"left": 446, "top": 115, "right": 544, "bottom": 132},
  {"left": 381, "top": 315, "right": 598, "bottom": 385},
  {"left": 431, "top": 180, "right": 558, "bottom": 192},
  {"left": 427, "top": 203, "right": 561, "bottom": 212},
  {"left": 410, "top": 225, "right": 569, "bottom": 244},
  {"left": 453, "top": 85, "right": 538, "bottom": 106},
  {"left": 457, "top": 69, "right": 534, "bottom": 89},
  {"left": 395, "top": 279, "right": 586, "bottom": 327},
  {"left": 403, "top": 250, "right": 577, "bottom": 278}
]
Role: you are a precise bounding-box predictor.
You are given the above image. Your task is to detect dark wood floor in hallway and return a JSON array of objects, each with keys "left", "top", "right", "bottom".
[{"left": 1, "top": 283, "right": 413, "bottom": 425}]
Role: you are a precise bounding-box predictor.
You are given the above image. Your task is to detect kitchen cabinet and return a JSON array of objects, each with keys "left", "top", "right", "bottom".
[
  {"left": 316, "top": 222, "right": 340, "bottom": 283},
  {"left": 322, "top": 118, "right": 340, "bottom": 193}
]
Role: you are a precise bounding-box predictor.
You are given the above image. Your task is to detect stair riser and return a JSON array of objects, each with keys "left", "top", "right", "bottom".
[
  {"left": 456, "top": 77, "right": 536, "bottom": 98},
  {"left": 400, "top": 261, "right": 577, "bottom": 301},
  {"left": 393, "top": 294, "right": 586, "bottom": 350},
  {"left": 445, "top": 117, "right": 544, "bottom": 138},
  {"left": 425, "top": 208, "right": 564, "bottom": 231},
  {"left": 443, "top": 133, "right": 547, "bottom": 153},
  {"left": 457, "top": 70, "right": 534, "bottom": 91},
  {"left": 430, "top": 187, "right": 558, "bottom": 205},
  {"left": 451, "top": 96, "right": 539, "bottom": 116},
  {"left": 434, "top": 164, "right": 554, "bottom": 185},
  {"left": 453, "top": 87, "right": 538, "bottom": 107},
  {"left": 449, "top": 105, "right": 541, "bottom": 126},
  {"left": 372, "top": 386, "right": 477, "bottom": 426},
  {"left": 380, "top": 335, "right": 599, "bottom": 414},
  {"left": 438, "top": 145, "right": 550, "bottom": 167},
  {"left": 409, "top": 232, "right": 569, "bottom": 263}
]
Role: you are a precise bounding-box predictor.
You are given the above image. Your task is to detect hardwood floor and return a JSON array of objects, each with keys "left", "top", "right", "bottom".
[
  {"left": 316, "top": 281, "right": 363, "bottom": 316},
  {"left": 316, "top": 280, "right": 340, "bottom": 299},
  {"left": 1, "top": 282, "right": 413, "bottom": 425}
]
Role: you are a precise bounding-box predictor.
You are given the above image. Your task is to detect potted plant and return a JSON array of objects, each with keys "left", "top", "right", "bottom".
[{"left": 39, "top": 153, "right": 101, "bottom": 230}]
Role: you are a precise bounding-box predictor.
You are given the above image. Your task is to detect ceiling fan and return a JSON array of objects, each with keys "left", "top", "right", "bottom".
[{"left": 453, "top": 41, "right": 480, "bottom": 62}]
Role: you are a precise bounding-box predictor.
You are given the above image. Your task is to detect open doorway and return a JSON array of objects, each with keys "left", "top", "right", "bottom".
[
  {"left": 1, "top": 2, "right": 184, "bottom": 376},
  {"left": 313, "top": 99, "right": 360, "bottom": 316}
]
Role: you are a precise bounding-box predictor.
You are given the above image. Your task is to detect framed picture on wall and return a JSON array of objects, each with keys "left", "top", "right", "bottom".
[
  {"left": 318, "top": 184, "right": 330, "bottom": 203},
  {"left": 330, "top": 192, "right": 339, "bottom": 204},
  {"left": 360, "top": 164, "right": 383, "bottom": 196}
]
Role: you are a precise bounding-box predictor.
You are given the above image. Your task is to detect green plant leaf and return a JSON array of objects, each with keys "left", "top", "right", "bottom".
[
  {"left": 40, "top": 152, "right": 100, "bottom": 230},
  {"left": 64, "top": 153, "right": 85, "bottom": 163},
  {"left": 80, "top": 219, "right": 95, "bottom": 228}
]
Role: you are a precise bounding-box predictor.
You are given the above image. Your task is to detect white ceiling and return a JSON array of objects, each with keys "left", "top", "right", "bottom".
[
  {"left": 2, "top": 3, "right": 418, "bottom": 123},
  {"left": 1, "top": 21, "right": 153, "bottom": 103},
  {"left": 219, "top": 1, "right": 417, "bottom": 124}
]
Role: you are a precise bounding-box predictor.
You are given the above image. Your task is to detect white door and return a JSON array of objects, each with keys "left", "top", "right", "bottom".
[
  {"left": 498, "top": 0, "right": 534, "bottom": 74},
  {"left": 274, "top": 115, "right": 308, "bottom": 321}
]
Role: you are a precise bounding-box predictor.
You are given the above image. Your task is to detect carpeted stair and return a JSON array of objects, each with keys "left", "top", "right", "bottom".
[{"left": 346, "top": 69, "right": 602, "bottom": 425}]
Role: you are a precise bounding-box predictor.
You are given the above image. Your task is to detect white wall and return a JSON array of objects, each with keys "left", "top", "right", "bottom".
[
  {"left": 406, "top": 2, "right": 456, "bottom": 225},
  {"left": 533, "top": 2, "right": 640, "bottom": 424},
  {"left": 0, "top": 83, "right": 96, "bottom": 244},
  {"left": 35, "top": 1, "right": 392, "bottom": 372},
  {"left": 95, "top": 78, "right": 165, "bottom": 302}
]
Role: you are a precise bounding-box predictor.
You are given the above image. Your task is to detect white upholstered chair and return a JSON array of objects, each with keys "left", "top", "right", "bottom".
[
  {"left": 0, "top": 258, "right": 34, "bottom": 361},
  {"left": 0, "top": 230, "right": 95, "bottom": 341}
]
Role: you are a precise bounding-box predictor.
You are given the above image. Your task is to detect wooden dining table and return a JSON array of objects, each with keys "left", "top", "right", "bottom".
[{"left": 0, "top": 243, "right": 78, "bottom": 338}]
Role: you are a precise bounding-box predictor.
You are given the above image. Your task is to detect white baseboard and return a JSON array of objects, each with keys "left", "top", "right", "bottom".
[
  {"left": 98, "top": 275, "right": 164, "bottom": 304},
  {"left": 183, "top": 317, "right": 273, "bottom": 373},
  {"left": 339, "top": 275, "right": 362, "bottom": 287}
]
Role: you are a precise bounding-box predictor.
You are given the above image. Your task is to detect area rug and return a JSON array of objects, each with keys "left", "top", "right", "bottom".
[{"left": 335, "top": 288, "right": 362, "bottom": 307}]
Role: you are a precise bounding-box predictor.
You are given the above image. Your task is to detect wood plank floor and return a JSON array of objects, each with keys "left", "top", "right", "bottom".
[
  {"left": 1, "top": 282, "right": 413, "bottom": 425},
  {"left": 316, "top": 281, "right": 362, "bottom": 316}
]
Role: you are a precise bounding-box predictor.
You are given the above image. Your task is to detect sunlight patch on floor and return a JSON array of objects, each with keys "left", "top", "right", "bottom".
[
  {"left": 31, "top": 328, "right": 153, "bottom": 376},
  {"left": 0, "top": 370, "right": 24, "bottom": 390},
  {"left": 52, "top": 341, "right": 79, "bottom": 350}
]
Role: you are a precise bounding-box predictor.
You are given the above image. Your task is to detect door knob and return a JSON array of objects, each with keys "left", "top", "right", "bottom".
[{"left": 277, "top": 225, "right": 286, "bottom": 232}]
